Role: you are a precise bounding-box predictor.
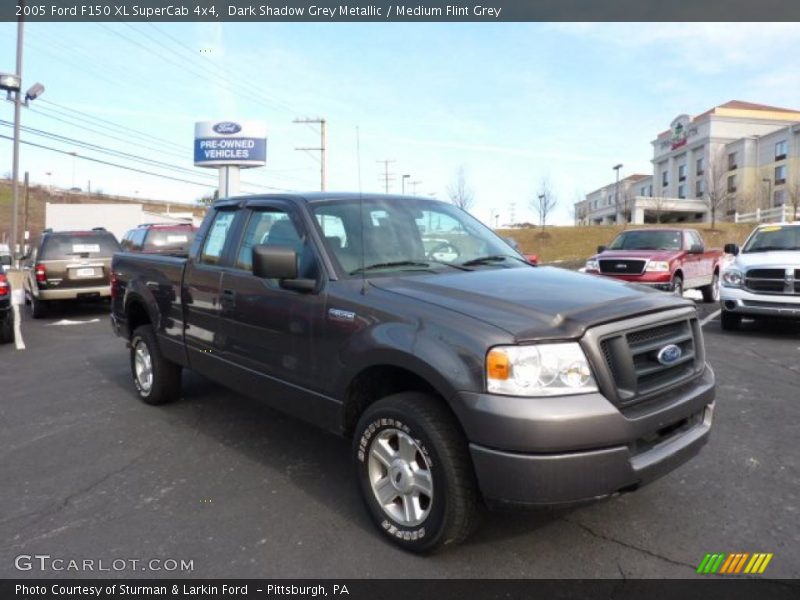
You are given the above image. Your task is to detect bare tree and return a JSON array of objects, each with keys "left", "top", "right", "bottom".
[
  {"left": 446, "top": 165, "right": 475, "bottom": 211},
  {"left": 786, "top": 169, "right": 800, "bottom": 221},
  {"left": 703, "top": 148, "right": 734, "bottom": 229},
  {"left": 531, "top": 178, "right": 557, "bottom": 231},
  {"left": 197, "top": 189, "right": 219, "bottom": 208}
]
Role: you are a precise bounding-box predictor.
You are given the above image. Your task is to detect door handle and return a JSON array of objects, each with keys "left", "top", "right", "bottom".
[{"left": 220, "top": 288, "right": 236, "bottom": 310}]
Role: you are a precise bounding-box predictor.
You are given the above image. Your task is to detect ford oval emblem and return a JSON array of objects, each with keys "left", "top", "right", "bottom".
[
  {"left": 657, "top": 344, "right": 682, "bottom": 365},
  {"left": 213, "top": 121, "right": 242, "bottom": 135}
]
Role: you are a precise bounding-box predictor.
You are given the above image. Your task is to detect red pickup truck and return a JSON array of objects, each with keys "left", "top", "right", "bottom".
[{"left": 584, "top": 228, "right": 723, "bottom": 302}]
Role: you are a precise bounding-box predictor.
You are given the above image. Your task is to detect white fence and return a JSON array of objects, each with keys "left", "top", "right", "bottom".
[{"left": 734, "top": 205, "right": 798, "bottom": 224}]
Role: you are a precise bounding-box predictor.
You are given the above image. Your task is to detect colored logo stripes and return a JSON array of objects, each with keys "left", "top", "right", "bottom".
[{"left": 697, "top": 552, "right": 773, "bottom": 574}]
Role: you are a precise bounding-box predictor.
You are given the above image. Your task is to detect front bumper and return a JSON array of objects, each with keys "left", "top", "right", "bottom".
[
  {"left": 720, "top": 286, "right": 800, "bottom": 318},
  {"left": 588, "top": 271, "right": 675, "bottom": 292},
  {"left": 452, "top": 366, "right": 715, "bottom": 505}
]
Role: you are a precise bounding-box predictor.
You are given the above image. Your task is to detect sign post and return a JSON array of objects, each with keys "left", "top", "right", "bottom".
[{"left": 194, "top": 120, "right": 267, "bottom": 198}]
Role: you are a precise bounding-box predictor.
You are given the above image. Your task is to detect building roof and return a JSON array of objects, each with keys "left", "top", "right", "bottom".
[
  {"left": 584, "top": 174, "right": 651, "bottom": 198},
  {"left": 657, "top": 100, "right": 800, "bottom": 137}
]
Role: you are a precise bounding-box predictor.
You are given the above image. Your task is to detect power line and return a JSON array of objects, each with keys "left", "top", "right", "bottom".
[{"left": 293, "top": 117, "right": 327, "bottom": 191}]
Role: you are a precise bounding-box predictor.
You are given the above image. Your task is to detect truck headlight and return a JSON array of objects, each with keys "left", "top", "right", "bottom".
[
  {"left": 722, "top": 269, "right": 743, "bottom": 287},
  {"left": 486, "top": 343, "right": 598, "bottom": 397},
  {"left": 584, "top": 259, "right": 599, "bottom": 271},
  {"left": 645, "top": 261, "right": 670, "bottom": 272}
]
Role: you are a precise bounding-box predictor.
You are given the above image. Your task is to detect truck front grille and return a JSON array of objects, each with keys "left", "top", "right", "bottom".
[
  {"left": 744, "top": 268, "right": 799, "bottom": 296},
  {"left": 598, "top": 259, "right": 646, "bottom": 275},
  {"left": 586, "top": 309, "right": 704, "bottom": 408}
]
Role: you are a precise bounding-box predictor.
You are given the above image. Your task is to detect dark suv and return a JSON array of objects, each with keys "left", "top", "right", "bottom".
[
  {"left": 120, "top": 222, "right": 196, "bottom": 256},
  {"left": 23, "top": 228, "right": 121, "bottom": 318}
]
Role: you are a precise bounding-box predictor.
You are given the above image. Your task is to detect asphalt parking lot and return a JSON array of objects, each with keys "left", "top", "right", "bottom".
[{"left": 1, "top": 293, "right": 798, "bottom": 579}]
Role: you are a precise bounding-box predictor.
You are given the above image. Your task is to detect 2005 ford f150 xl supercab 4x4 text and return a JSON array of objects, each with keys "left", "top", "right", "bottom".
[{"left": 111, "top": 193, "right": 715, "bottom": 552}]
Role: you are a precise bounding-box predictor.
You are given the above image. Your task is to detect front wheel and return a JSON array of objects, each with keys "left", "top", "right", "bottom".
[
  {"left": 130, "top": 325, "right": 182, "bottom": 405},
  {"left": 672, "top": 275, "right": 684, "bottom": 297},
  {"left": 701, "top": 272, "right": 720, "bottom": 303},
  {"left": 353, "top": 392, "right": 481, "bottom": 553}
]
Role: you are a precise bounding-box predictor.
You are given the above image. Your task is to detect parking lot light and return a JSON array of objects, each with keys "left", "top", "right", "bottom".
[{"left": 0, "top": 72, "right": 21, "bottom": 94}]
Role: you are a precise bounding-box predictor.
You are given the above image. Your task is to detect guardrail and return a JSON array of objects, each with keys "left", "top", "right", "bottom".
[{"left": 734, "top": 205, "right": 799, "bottom": 223}]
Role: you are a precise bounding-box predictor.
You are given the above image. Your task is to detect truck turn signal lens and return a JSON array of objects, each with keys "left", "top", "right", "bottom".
[{"left": 487, "top": 349, "right": 510, "bottom": 380}]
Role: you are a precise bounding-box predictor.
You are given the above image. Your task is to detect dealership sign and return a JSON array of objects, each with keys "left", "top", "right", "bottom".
[{"left": 194, "top": 120, "right": 267, "bottom": 167}]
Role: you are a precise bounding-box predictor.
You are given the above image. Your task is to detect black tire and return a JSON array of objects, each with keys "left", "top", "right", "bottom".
[
  {"left": 720, "top": 311, "right": 742, "bottom": 331},
  {"left": 30, "top": 295, "right": 47, "bottom": 319},
  {"left": 129, "top": 325, "right": 182, "bottom": 405},
  {"left": 701, "top": 272, "right": 720, "bottom": 303},
  {"left": 353, "top": 392, "right": 481, "bottom": 553},
  {"left": 0, "top": 313, "right": 13, "bottom": 344},
  {"left": 672, "top": 274, "right": 684, "bottom": 297}
]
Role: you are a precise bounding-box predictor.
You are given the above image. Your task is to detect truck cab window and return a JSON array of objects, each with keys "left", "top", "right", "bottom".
[
  {"left": 236, "top": 209, "right": 318, "bottom": 279},
  {"left": 200, "top": 210, "right": 236, "bottom": 265}
]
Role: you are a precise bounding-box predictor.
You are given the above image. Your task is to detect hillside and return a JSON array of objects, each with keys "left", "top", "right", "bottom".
[
  {"left": 500, "top": 223, "right": 756, "bottom": 267},
  {"left": 0, "top": 179, "right": 206, "bottom": 245}
]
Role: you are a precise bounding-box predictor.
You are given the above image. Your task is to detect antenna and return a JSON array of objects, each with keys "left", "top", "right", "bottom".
[{"left": 356, "top": 126, "right": 367, "bottom": 295}]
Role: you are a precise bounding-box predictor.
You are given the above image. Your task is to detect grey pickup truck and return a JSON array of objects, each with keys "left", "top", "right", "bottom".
[{"left": 111, "top": 193, "right": 716, "bottom": 552}]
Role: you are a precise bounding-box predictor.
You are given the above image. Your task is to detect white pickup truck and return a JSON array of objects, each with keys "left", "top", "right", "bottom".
[{"left": 720, "top": 222, "right": 800, "bottom": 330}]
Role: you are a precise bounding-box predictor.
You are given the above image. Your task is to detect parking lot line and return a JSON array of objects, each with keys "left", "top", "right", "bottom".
[
  {"left": 12, "top": 304, "right": 25, "bottom": 350},
  {"left": 701, "top": 309, "right": 721, "bottom": 327}
]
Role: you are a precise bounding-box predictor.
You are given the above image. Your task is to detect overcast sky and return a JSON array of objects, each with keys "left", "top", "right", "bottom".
[{"left": 1, "top": 22, "right": 799, "bottom": 226}]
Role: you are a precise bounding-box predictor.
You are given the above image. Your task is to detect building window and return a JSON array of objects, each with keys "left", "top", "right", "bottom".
[
  {"left": 639, "top": 186, "right": 646, "bottom": 196},
  {"left": 728, "top": 152, "right": 738, "bottom": 170},
  {"left": 678, "top": 184, "right": 686, "bottom": 199},
  {"left": 773, "top": 189, "right": 786, "bottom": 207},
  {"left": 775, "top": 140, "right": 787, "bottom": 161},
  {"left": 727, "top": 174, "right": 737, "bottom": 193},
  {"left": 696, "top": 157, "right": 705, "bottom": 176},
  {"left": 661, "top": 171, "right": 669, "bottom": 187},
  {"left": 648, "top": 185, "right": 653, "bottom": 197},
  {"left": 775, "top": 164, "right": 787, "bottom": 185},
  {"left": 678, "top": 164, "right": 687, "bottom": 181},
  {"left": 695, "top": 180, "right": 705, "bottom": 198}
]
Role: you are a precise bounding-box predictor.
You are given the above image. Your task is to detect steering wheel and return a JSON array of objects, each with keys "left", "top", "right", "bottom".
[{"left": 425, "top": 241, "right": 461, "bottom": 262}]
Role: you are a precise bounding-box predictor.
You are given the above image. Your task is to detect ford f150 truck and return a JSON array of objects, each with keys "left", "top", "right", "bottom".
[
  {"left": 719, "top": 222, "right": 800, "bottom": 330},
  {"left": 584, "top": 228, "right": 723, "bottom": 302},
  {"left": 111, "top": 193, "right": 715, "bottom": 552}
]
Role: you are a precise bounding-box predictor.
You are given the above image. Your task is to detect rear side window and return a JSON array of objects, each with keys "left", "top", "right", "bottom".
[
  {"left": 200, "top": 211, "right": 236, "bottom": 265},
  {"left": 40, "top": 234, "right": 120, "bottom": 259},
  {"left": 144, "top": 228, "right": 195, "bottom": 253}
]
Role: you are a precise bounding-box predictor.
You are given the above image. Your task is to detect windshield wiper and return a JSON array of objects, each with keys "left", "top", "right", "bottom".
[
  {"left": 460, "top": 254, "right": 528, "bottom": 267},
  {"left": 349, "top": 260, "right": 433, "bottom": 275},
  {"left": 425, "top": 259, "right": 473, "bottom": 271}
]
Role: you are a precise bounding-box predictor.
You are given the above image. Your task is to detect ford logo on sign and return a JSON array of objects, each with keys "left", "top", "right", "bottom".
[
  {"left": 213, "top": 122, "right": 242, "bottom": 135},
  {"left": 657, "top": 344, "right": 683, "bottom": 366}
]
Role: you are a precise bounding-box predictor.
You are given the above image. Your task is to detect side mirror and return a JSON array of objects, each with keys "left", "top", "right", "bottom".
[
  {"left": 689, "top": 243, "right": 704, "bottom": 254},
  {"left": 724, "top": 243, "right": 739, "bottom": 256},
  {"left": 252, "top": 245, "right": 298, "bottom": 280},
  {"left": 597, "top": 245, "right": 607, "bottom": 253}
]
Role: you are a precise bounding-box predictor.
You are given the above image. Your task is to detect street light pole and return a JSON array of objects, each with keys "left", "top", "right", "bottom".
[
  {"left": 402, "top": 174, "right": 410, "bottom": 195},
  {"left": 10, "top": 12, "right": 24, "bottom": 261},
  {"left": 613, "top": 163, "right": 623, "bottom": 224}
]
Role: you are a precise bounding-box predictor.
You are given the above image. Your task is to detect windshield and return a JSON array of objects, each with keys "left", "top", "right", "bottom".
[
  {"left": 742, "top": 225, "right": 800, "bottom": 253},
  {"left": 310, "top": 197, "right": 521, "bottom": 276},
  {"left": 608, "top": 230, "right": 682, "bottom": 251}
]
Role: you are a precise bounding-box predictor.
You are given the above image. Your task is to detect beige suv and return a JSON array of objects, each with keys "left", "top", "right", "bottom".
[{"left": 23, "top": 228, "right": 121, "bottom": 318}]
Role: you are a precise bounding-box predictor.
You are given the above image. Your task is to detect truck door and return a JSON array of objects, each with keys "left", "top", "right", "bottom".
[
  {"left": 183, "top": 207, "right": 238, "bottom": 378},
  {"left": 218, "top": 202, "right": 326, "bottom": 399}
]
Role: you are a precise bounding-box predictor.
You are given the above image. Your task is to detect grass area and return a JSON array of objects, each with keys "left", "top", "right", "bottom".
[{"left": 499, "top": 223, "right": 756, "bottom": 267}]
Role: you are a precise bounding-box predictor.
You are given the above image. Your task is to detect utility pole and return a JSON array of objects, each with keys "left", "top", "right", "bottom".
[
  {"left": 10, "top": 11, "right": 24, "bottom": 261},
  {"left": 509, "top": 201, "right": 516, "bottom": 225},
  {"left": 22, "top": 171, "right": 29, "bottom": 250},
  {"left": 408, "top": 180, "right": 422, "bottom": 195},
  {"left": 377, "top": 159, "right": 395, "bottom": 193},
  {"left": 293, "top": 117, "right": 327, "bottom": 191}
]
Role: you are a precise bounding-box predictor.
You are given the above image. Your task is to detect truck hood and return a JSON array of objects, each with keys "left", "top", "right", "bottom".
[
  {"left": 370, "top": 266, "right": 693, "bottom": 341},
  {"left": 592, "top": 249, "right": 679, "bottom": 261},
  {"left": 732, "top": 251, "right": 800, "bottom": 269}
]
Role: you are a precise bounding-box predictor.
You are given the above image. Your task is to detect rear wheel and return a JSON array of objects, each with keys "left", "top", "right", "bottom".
[
  {"left": 720, "top": 311, "right": 742, "bottom": 331},
  {"left": 353, "top": 392, "right": 481, "bottom": 553},
  {"left": 0, "top": 313, "right": 13, "bottom": 344},
  {"left": 30, "top": 295, "right": 47, "bottom": 319},
  {"left": 130, "top": 325, "right": 182, "bottom": 405},
  {"left": 701, "top": 272, "right": 720, "bottom": 303}
]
